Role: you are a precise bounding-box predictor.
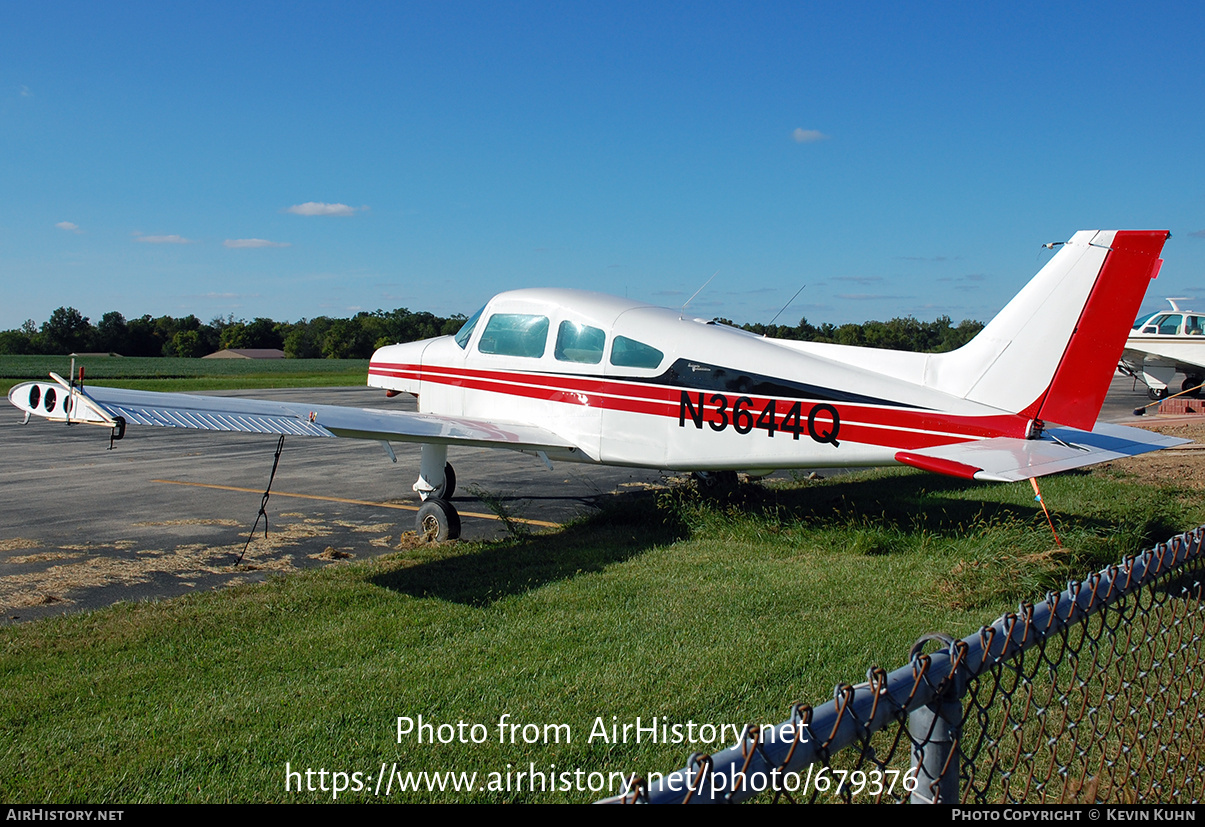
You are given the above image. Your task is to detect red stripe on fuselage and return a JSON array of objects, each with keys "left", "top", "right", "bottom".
[{"left": 368, "top": 361, "right": 1032, "bottom": 451}]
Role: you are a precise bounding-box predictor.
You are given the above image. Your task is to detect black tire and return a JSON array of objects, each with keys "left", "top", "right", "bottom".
[
  {"left": 418, "top": 462, "right": 457, "bottom": 501},
  {"left": 1148, "top": 386, "right": 1169, "bottom": 401},
  {"left": 693, "top": 470, "right": 739, "bottom": 492},
  {"left": 439, "top": 462, "right": 456, "bottom": 500},
  {"left": 1184, "top": 376, "right": 1204, "bottom": 398},
  {"left": 416, "top": 498, "right": 461, "bottom": 541}
]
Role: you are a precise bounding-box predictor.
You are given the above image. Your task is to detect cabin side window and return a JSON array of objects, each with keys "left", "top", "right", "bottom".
[
  {"left": 1188, "top": 316, "right": 1204, "bottom": 336},
  {"left": 477, "top": 314, "right": 550, "bottom": 358},
  {"left": 609, "top": 336, "right": 664, "bottom": 369},
  {"left": 454, "top": 306, "right": 485, "bottom": 349},
  {"left": 555, "top": 321, "right": 605, "bottom": 364}
]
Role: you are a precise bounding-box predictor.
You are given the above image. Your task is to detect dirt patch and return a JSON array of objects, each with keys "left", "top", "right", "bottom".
[
  {"left": 311, "top": 547, "right": 355, "bottom": 561},
  {"left": 0, "top": 518, "right": 338, "bottom": 611},
  {"left": 9, "top": 552, "right": 86, "bottom": 565},
  {"left": 132, "top": 519, "right": 241, "bottom": 527},
  {"left": 0, "top": 539, "right": 42, "bottom": 553},
  {"left": 1101, "top": 421, "right": 1205, "bottom": 488}
]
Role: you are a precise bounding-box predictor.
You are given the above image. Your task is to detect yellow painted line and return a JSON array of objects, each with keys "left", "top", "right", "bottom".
[{"left": 151, "top": 480, "right": 562, "bottom": 528}]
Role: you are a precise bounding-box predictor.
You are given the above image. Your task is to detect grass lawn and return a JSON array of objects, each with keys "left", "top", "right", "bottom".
[{"left": 2, "top": 463, "right": 1199, "bottom": 803}]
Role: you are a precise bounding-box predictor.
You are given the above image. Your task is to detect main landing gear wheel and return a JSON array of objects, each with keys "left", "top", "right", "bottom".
[
  {"left": 416, "top": 498, "right": 461, "bottom": 542},
  {"left": 693, "top": 470, "right": 739, "bottom": 493},
  {"left": 1148, "top": 386, "right": 1170, "bottom": 401},
  {"left": 418, "top": 462, "right": 457, "bottom": 501},
  {"left": 1184, "top": 376, "right": 1205, "bottom": 398}
]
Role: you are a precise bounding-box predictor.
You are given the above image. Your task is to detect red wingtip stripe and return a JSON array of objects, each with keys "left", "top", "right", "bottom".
[{"left": 895, "top": 451, "right": 982, "bottom": 480}]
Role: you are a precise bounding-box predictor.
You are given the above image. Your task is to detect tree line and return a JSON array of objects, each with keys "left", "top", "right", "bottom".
[
  {"left": 0, "top": 308, "right": 466, "bottom": 359},
  {"left": 0, "top": 306, "right": 985, "bottom": 358},
  {"left": 740, "top": 315, "right": 985, "bottom": 352}
]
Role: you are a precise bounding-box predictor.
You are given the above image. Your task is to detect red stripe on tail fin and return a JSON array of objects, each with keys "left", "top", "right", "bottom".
[{"left": 1035, "top": 230, "right": 1168, "bottom": 430}]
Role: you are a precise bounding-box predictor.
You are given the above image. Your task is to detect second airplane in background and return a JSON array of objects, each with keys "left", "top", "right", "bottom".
[{"left": 1121, "top": 298, "right": 1205, "bottom": 399}]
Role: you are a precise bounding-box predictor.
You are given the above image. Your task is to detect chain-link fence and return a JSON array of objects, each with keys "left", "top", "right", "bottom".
[{"left": 602, "top": 527, "right": 1205, "bottom": 804}]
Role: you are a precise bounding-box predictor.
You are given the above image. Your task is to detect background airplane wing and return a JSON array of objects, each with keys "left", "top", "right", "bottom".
[
  {"left": 8, "top": 380, "right": 577, "bottom": 453},
  {"left": 895, "top": 422, "right": 1188, "bottom": 482}
]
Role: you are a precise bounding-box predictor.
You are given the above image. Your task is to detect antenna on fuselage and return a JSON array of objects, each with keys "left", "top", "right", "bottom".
[
  {"left": 766, "top": 284, "right": 808, "bottom": 329},
  {"left": 681, "top": 270, "right": 719, "bottom": 318}
]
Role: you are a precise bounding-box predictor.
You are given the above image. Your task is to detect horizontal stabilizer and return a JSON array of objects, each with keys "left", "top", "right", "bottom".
[{"left": 895, "top": 422, "right": 1189, "bottom": 482}]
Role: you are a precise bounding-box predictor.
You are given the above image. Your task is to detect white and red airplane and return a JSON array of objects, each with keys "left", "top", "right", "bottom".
[
  {"left": 8, "top": 230, "right": 1185, "bottom": 540},
  {"left": 1121, "top": 298, "right": 1205, "bottom": 399}
]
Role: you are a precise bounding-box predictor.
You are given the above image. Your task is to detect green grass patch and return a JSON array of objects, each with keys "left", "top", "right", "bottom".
[
  {"left": 2, "top": 467, "right": 1200, "bottom": 802},
  {"left": 0, "top": 355, "right": 369, "bottom": 395}
]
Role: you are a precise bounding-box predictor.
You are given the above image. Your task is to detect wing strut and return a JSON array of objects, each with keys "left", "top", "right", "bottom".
[{"left": 236, "top": 435, "right": 286, "bottom": 565}]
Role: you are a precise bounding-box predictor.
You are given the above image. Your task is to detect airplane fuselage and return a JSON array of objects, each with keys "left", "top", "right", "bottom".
[
  {"left": 1122, "top": 300, "right": 1205, "bottom": 396},
  {"left": 367, "top": 289, "right": 1030, "bottom": 473}
]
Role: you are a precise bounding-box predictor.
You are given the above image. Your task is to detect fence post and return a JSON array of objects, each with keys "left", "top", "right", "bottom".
[{"left": 909, "top": 636, "right": 962, "bottom": 804}]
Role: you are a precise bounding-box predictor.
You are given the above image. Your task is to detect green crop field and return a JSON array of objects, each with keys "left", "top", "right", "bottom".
[
  {"left": 0, "top": 355, "right": 370, "bottom": 396},
  {"left": 2, "top": 464, "right": 1200, "bottom": 803}
]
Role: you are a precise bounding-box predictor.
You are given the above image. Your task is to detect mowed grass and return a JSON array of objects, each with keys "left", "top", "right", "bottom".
[
  {"left": 2, "top": 465, "right": 1200, "bottom": 803},
  {"left": 0, "top": 355, "right": 369, "bottom": 396}
]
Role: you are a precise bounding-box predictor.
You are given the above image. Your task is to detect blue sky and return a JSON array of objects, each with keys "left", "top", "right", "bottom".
[{"left": 3, "top": 1, "right": 1204, "bottom": 332}]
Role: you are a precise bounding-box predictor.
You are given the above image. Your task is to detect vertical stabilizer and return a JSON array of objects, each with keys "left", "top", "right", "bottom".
[
  {"left": 1034, "top": 230, "right": 1169, "bottom": 429},
  {"left": 926, "top": 230, "right": 1167, "bottom": 429}
]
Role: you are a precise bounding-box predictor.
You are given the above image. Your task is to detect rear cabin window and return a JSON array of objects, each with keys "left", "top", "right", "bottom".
[
  {"left": 477, "top": 314, "right": 550, "bottom": 358},
  {"left": 555, "top": 321, "right": 605, "bottom": 364},
  {"left": 610, "top": 336, "right": 664, "bottom": 369}
]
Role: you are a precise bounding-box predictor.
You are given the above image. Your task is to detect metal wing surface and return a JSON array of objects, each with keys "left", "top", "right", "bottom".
[{"left": 9, "top": 382, "right": 576, "bottom": 453}]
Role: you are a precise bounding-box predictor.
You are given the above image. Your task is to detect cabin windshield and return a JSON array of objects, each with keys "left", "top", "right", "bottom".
[
  {"left": 1134, "top": 312, "right": 1158, "bottom": 330},
  {"left": 454, "top": 306, "right": 485, "bottom": 349}
]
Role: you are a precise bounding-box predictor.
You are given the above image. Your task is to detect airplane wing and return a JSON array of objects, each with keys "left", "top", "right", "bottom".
[
  {"left": 7, "top": 378, "right": 577, "bottom": 453},
  {"left": 895, "top": 422, "right": 1189, "bottom": 482}
]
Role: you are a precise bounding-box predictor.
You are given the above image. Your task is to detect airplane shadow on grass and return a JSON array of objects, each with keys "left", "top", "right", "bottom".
[{"left": 371, "top": 468, "right": 1189, "bottom": 608}]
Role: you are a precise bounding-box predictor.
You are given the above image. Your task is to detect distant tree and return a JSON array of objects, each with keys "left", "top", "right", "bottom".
[
  {"left": 41, "top": 307, "right": 91, "bottom": 353},
  {"left": 322, "top": 317, "right": 373, "bottom": 359},
  {"left": 0, "top": 330, "right": 31, "bottom": 354},
  {"left": 124, "top": 315, "right": 160, "bottom": 357},
  {"left": 441, "top": 314, "right": 467, "bottom": 337},
  {"left": 169, "top": 329, "right": 207, "bottom": 358},
  {"left": 94, "top": 311, "right": 129, "bottom": 354}
]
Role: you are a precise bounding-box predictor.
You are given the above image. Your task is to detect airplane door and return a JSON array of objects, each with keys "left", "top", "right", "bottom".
[{"left": 600, "top": 330, "right": 674, "bottom": 467}]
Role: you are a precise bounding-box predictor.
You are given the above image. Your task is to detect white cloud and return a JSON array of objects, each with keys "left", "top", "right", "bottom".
[
  {"left": 792, "top": 128, "right": 829, "bottom": 143},
  {"left": 19, "top": 85, "right": 32, "bottom": 98},
  {"left": 55, "top": 221, "right": 80, "bottom": 233},
  {"left": 135, "top": 234, "right": 192, "bottom": 244},
  {"left": 224, "top": 238, "right": 291, "bottom": 248},
  {"left": 286, "top": 201, "right": 359, "bottom": 216}
]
